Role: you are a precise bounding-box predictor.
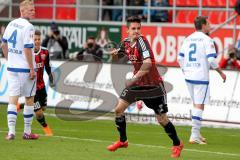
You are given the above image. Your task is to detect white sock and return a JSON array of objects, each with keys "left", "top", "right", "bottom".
[
  {"left": 7, "top": 104, "right": 17, "bottom": 135},
  {"left": 190, "top": 108, "right": 203, "bottom": 140},
  {"left": 23, "top": 105, "right": 34, "bottom": 134}
]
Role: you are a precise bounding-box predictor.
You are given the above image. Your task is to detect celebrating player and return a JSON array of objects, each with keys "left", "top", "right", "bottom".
[
  {"left": 178, "top": 16, "right": 226, "bottom": 144},
  {"left": 107, "top": 16, "right": 184, "bottom": 158}
]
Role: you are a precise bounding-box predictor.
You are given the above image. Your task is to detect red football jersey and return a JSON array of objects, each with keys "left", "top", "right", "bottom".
[
  {"left": 119, "top": 36, "right": 163, "bottom": 86},
  {"left": 35, "top": 47, "right": 51, "bottom": 90}
]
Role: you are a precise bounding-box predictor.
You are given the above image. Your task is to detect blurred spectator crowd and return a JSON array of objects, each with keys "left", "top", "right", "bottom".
[{"left": 102, "top": 0, "right": 170, "bottom": 22}]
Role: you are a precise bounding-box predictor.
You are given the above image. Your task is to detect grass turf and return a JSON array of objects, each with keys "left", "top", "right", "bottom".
[{"left": 0, "top": 104, "right": 240, "bottom": 160}]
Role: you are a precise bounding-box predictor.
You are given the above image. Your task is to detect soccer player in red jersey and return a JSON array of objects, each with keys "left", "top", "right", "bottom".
[
  {"left": 107, "top": 16, "right": 183, "bottom": 158},
  {"left": 33, "top": 30, "right": 54, "bottom": 136}
]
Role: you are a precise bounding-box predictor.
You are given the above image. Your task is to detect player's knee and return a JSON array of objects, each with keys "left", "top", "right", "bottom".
[
  {"left": 115, "top": 100, "right": 128, "bottom": 116},
  {"left": 157, "top": 114, "right": 169, "bottom": 126},
  {"left": 115, "top": 107, "right": 123, "bottom": 116},
  {"left": 25, "top": 96, "right": 34, "bottom": 106},
  {"left": 42, "top": 106, "right": 46, "bottom": 111}
]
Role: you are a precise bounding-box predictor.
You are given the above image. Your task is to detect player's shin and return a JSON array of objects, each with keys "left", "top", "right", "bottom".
[
  {"left": 191, "top": 108, "right": 203, "bottom": 140},
  {"left": 35, "top": 110, "right": 47, "bottom": 127},
  {"left": 23, "top": 105, "right": 34, "bottom": 134},
  {"left": 163, "top": 121, "right": 181, "bottom": 146},
  {"left": 7, "top": 104, "right": 17, "bottom": 135},
  {"left": 115, "top": 115, "right": 127, "bottom": 142}
]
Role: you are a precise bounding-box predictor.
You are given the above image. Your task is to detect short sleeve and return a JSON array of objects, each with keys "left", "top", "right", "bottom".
[
  {"left": 205, "top": 39, "right": 217, "bottom": 59},
  {"left": 178, "top": 41, "right": 185, "bottom": 58},
  {"left": 23, "top": 24, "right": 34, "bottom": 48},
  {"left": 2, "top": 25, "right": 9, "bottom": 43},
  {"left": 138, "top": 36, "right": 151, "bottom": 59}
]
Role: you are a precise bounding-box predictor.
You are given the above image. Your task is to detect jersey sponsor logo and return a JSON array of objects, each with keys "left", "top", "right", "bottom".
[
  {"left": 186, "top": 62, "right": 201, "bottom": 67},
  {"left": 129, "top": 55, "right": 137, "bottom": 61},
  {"left": 41, "top": 54, "right": 46, "bottom": 61},
  {"left": 8, "top": 48, "right": 22, "bottom": 54},
  {"left": 36, "top": 63, "right": 43, "bottom": 68}
]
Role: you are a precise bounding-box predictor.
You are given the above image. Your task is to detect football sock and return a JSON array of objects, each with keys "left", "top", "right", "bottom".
[
  {"left": 37, "top": 114, "right": 47, "bottom": 127},
  {"left": 191, "top": 108, "right": 203, "bottom": 140},
  {"left": 7, "top": 104, "right": 17, "bottom": 135},
  {"left": 23, "top": 105, "right": 34, "bottom": 134},
  {"left": 115, "top": 115, "right": 127, "bottom": 142},
  {"left": 164, "top": 121, "right": 180, "bottom": 146}
]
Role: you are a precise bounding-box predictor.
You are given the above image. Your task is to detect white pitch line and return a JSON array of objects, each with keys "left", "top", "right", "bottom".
[
  {"left": 1, "top": 130, "right": 240, "bottom": 158},
  {"left": 41, "top": 134, "right": 240, "bottom": 158}
]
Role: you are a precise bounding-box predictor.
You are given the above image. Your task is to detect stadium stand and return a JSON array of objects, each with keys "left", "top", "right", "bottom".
[
  {"left": 0, "top": 0, "right": 238, "bottom": 24},
  {"left": 35, "top": 0, "right": 76, "bottom": 20}
]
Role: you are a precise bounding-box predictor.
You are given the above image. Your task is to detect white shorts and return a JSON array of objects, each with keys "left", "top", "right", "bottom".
[
  {"left": 186, "top": 82, "right": 209, "bottom": 104},
  {"left": 7, "top": 71, "right": 36, "bottom": 97}
]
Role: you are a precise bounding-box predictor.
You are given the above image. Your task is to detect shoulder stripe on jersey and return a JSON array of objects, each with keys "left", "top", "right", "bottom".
[
  {"left": 179, "top": 53, "right": 184, "bottom": 57},
  {"left": 2, "top": 38, "right": 7, "bottom": 43},
  {"left": 185, "top": 79, "right": 209, "bottom": 85},
  {"left": 207, "top": 53, "right": 217, "bottom": 58},
  {"left": 24, "top": 43, "right": 34, "bottom": 48},
  {"left": 138, "top": 37, "right": 147, "bottom": 51},
  {"left": 142, "top": 50, "right": 150, "bottom": 59}
]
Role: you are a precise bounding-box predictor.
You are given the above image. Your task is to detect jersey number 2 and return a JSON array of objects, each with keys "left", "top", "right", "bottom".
[
  {"left": 189, "top": 43, "right": 196, "bottom": 61},
  {"left": 8, "top": 29, "right": 17, "bottom": 48}
]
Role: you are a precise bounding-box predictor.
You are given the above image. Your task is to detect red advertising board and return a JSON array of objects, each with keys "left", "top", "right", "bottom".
[{"left": 122, "top": 26, "right": 238, "bottom": 66}]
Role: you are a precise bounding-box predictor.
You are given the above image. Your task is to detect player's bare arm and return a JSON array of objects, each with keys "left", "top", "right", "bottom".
[
  {"left": 24, "top": 48, "right": 35, "bottom": 80},
  {"left": 1, "top": 42, "right": 8, "bottom": 60},
  {"left": 125, "top": 58, "right": 152, "bottom": 87}
]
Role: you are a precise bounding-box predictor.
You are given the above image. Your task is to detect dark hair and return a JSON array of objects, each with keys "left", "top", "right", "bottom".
[
  {"left": 51, "top": 22, "right": 59, "bottom": 32},
  {"left": 34, "top": 30, "right": 41, "bottom": 36},
  {"left": 127, "top": 16, "right": 141, "bottom": 27},
  {"left": 88, "top": 36, "right": 95, "bottom": 40},
  {"left": 194, "top": 16, "right": 208, "bottom": 30}
]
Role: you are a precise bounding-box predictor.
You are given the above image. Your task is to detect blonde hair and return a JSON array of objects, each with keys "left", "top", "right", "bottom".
[{"left": 20, "top": 0, "right": 34, "bottom": 10}]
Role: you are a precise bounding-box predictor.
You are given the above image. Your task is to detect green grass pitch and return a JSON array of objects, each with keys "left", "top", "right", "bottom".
[{"left": 0, "top": 104, "right": 240, "bottom": 160}]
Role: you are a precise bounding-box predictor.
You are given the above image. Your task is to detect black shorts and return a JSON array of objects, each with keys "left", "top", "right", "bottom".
[
  {"left": 120, "top": 82, "right": 168, "bottom": 115},
  {"left": 34, "top": 87, "right": 47, "bottom": 112}
]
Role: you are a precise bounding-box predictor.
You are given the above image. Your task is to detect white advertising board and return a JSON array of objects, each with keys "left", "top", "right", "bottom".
[{"left": 0, "top": 59, "right": 240, "bottom": 127}]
